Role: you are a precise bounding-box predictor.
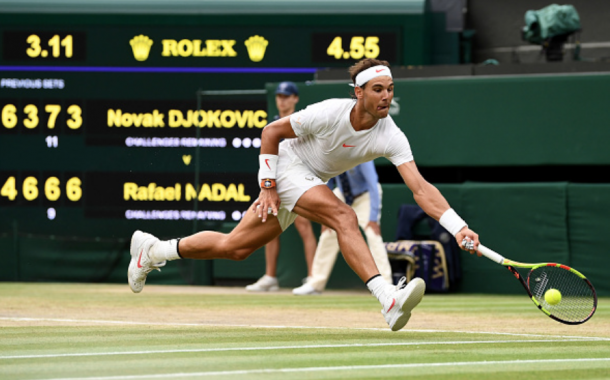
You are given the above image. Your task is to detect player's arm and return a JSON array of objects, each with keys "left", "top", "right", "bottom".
[
  {"left": 253, "top": 117, "right": 298, "bottom": 222},
  {"left": 396, "top": 161, "right": 480, "bottom": 253},
  {"left": 260, "top": 116, "right": 297, "bottom": 154}
]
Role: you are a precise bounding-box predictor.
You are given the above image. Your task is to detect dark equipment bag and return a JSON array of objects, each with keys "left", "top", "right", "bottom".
[{"left": 385, "top": 204, "right": 462, "bottom": 292}]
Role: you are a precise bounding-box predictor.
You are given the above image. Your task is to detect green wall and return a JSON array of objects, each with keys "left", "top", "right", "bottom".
[
  {"left": 269, "top": 73, "right": 610, "bottom": 166},
  {"left": 2, "top": 182, "right": 609, "bottom": 296}
]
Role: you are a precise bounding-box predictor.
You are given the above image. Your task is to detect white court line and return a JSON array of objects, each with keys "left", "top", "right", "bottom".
[
  {"left": 404, "top": 328, "right": 610, "bottom": 341},
  {"left": 1, "top": 339, "right": 600, "bottom": 360},
  {"left": 2, "top": 316, "right": 608, "bottom": 341},
  {"left": 34, "top": 358, "right": 610, "bottom": 380}
]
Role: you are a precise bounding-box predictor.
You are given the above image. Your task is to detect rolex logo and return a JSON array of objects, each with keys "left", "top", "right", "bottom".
[
  {"left": 130, "top": 35, "right": 153, "bottom": 62},
  {"left": 244, "top": 35, "right": 268, "bottom": 62}
]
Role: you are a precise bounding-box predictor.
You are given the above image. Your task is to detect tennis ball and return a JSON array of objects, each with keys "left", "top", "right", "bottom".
[{"left": 544, "top": 289, "right": 562, "bottom": 305}]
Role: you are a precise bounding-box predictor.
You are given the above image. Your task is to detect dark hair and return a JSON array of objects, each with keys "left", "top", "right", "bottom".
[{"left": 348, "top": 58, "right": 391, "bottom": 89}]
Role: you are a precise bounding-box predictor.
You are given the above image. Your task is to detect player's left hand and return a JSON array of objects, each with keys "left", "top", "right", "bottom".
[{"left": 455, "top": 227, "right": 480, "bottom": 256}]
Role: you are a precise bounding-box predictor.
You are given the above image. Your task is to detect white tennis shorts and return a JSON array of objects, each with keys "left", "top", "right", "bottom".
[{"left": 272, "top": 143, "right": 325, "bottom": 230}]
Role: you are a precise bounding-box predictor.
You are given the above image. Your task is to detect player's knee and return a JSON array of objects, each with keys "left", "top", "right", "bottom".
[
  {"left": 227, "top": 247, "right": 255, "bottom": 261},
  {"left": 332, "top": 206, "right": 359, "bottom": 233},
  {"left": 218, "top": 238, "right": 256, "bottom": 261}
]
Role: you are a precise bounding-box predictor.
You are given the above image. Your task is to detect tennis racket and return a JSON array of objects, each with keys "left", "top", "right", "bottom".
[{"left": 477, "top": 244, "right": 597, "bottom": 325}]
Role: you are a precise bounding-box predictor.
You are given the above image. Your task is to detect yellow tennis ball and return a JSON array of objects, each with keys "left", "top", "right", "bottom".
[{"left": 544, "top": 289, "right": 562, "bottom": 305}]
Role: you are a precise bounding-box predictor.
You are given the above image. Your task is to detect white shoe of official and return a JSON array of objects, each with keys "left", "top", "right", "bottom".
[
  {"left": 245, "top": 275, "right": 279, "bottom": 292},
  {"left": 128, "top": 230, "right": 166, "bottom": 293},
  {"left": 292, "top": 283, "right": 321, "bottom": 296},
  {"left": 382, "top": 277, "right": 426, "bottom": 331}
]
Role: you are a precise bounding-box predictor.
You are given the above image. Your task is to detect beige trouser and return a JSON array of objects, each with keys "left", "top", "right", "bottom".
[{"left": 308, "top": 185, "right": 393, "bottom": 291}]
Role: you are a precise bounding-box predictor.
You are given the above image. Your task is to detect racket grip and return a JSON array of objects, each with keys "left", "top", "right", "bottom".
[{"left": 477, "top": 244, "right": 505, "bottom": 264}]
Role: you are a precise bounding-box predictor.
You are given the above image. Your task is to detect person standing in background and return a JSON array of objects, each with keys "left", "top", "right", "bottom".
[
  {"left": 293, "top": 161, "right": 393, "bottom": 295},
  {"left": 246, "top": 81, "right": 318, "bottom": 291}
]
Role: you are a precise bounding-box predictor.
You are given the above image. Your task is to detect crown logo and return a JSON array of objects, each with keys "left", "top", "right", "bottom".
[
  {"left": 244, "top": 35, "right": 268, "bottom": 62},
  {"left": 130, "top": 35, "right": 153, "bottom": 62}
]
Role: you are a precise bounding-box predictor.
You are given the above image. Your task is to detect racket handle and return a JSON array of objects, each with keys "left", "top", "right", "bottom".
[{"left": 477, "top": 244, "right": 505, "bottom": 264}]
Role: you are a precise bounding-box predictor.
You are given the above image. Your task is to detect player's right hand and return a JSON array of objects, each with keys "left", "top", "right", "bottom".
[
  {"left": 456, "top": 227, "right": 481, "bottom": 256},
  {"left": 253, "top": 188, "right": 280, "bottom": 222}
]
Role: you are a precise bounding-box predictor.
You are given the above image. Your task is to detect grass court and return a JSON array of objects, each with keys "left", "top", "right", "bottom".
[{"left": 1, "top": 283, "right": 608, "bottom": 380}]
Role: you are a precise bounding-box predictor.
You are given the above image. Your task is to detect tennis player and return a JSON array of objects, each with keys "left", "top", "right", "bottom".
[{"left": 128, "top": 58, "right": 480, "bottom": 331}]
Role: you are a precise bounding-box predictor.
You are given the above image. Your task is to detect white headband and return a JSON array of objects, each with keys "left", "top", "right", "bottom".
[{"left": 350, "top": 65, "right": 393, "bottom": 87}]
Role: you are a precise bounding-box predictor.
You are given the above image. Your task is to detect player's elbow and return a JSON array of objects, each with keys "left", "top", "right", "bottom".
[
  {"left": 413, "top": 187, "right": 447, "bottom": 220},
  {"left": 261, "top": 118, "right": 296, "bottom": 143},
  {"left": 261, "top": 124, "right": 281, "bottom": 145},
  {"left": 411, "top": 185, "right": 429, "bottom": 206}
]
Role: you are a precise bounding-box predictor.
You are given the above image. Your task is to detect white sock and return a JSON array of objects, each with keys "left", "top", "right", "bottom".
[
  {"left": 150, "top": 239, "right": 181, "bottom": 262},
  {"left": 366, "top": 275, "right": 394, "bottom": 305}
]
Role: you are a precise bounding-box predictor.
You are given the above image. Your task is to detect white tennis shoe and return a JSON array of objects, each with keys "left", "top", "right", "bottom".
[
  {"left": 382, "top": 277, "right": 426, "bottom": 331},
  {"left": 128, "top": 230, "right": 166, "bottom": 293},
  {"left": 292, "top": 283, "right": 322, "bottom": 296},
  {"left": 245, "top": 275, "right": 279, "bottom": 291}
]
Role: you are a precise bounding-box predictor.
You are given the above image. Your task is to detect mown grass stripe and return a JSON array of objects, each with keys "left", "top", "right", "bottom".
[
  {"left": 35, "top": 358, "right": 610, "bottom": 380},
  {"left": 1, "top": 339, "right": 599, "bottom": 359},
  {"left": 2, "top": 316, "right": 608, "bottom": 341}
]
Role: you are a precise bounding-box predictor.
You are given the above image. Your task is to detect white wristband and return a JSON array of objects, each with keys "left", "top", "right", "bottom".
[
  {"left": 259, "top": 154, "right": 278, "bottom": 182},
  {"left": 439, "top": 208, "right": 467, "bottom": 236}
]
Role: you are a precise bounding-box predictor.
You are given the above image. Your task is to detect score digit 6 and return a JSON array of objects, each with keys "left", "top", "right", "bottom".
[
  {"left": 66, "top": 177, "right": 82, "bottom": 201},
  {"left": 2, "top": 104, "right": 18, "bottom": 129}
]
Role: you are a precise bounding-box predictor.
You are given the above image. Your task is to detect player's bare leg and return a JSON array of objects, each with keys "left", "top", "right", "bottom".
[
  {"left": 129, "top": 202, "right": 283, "bottom": 293},
  {"left": 292, "top": 185, "right": 378, "bottom": 282},
  {"left": 293, "top": 185, "right": 425, "bottom": 331},
  {"left": 178, "top": 203, "right": 283, "bottom": 261}
]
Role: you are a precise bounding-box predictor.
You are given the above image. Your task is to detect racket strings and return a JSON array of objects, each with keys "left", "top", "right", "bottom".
[{"left": 528, "top": 266, "right": 595, "bottom": 323}]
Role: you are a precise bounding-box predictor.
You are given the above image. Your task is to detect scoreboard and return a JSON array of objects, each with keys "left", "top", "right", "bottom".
[
  {"left": 0, "top": 82, "right": 270, "bottom": 224},
  {"left": 0, "top": 96, "right": 266, "bottom": 221},
  {"left": 1, "top": 26, "right": 401, "bottom": 67},
  {"left": 0, "top": 10, "right": 424, "bottom": 233}
]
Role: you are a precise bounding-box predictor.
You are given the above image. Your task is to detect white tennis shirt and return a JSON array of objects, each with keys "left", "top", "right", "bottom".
[{"left": 286, "top": 98, "right": 413, "bottom": 182}]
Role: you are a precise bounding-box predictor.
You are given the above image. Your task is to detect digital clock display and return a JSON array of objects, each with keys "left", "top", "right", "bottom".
[
  {"left": 311, "top": 33, "right": 398, "bottom": 63},
  {"left": 3, "top": 31, "right": 86, "bottom": 61}
]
